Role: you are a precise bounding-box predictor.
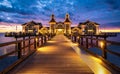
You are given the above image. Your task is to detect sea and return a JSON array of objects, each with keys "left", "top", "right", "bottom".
[{"left": 0, "top": 33, "right": 120, "bottom": 71}]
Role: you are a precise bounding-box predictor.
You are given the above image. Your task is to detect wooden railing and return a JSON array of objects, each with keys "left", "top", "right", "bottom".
[
  {"left": 71, "top": 35, "right": 120, "bottom": 71},
  {"left": 0, "top": 35, "right": 50, "bottom": 74}
]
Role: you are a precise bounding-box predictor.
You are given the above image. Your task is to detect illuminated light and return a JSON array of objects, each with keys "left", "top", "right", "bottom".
[
  {"left": 99, "top": 41, "right": 104, "bottom": 49},
  {"left": 49, "top": 22, "right": 56, "bottom": 24},
  {"left": 88, "top": 30, "right": 93, "bottom": 32},
  {"left": 73, "top": 43, "right": 79, "bottom": 46},
  {"left": 36, "top": 37, "right": 38, "bottom": 42},
  {"left": 100, "top": 29, "right": 120, "bottom": 32},
  {"left": 77, "top": 36, "right": 79, "bottom": 39},
  {"left": 37, "top": 46, "right": 57, "bottom": 53},
  {"left": 90, "top": 56, "right": 102, "bottom": 63},
  {"left": 36, "top": 32, "right": 39, "bottom": 35},
  {"left": 47, "top": 41, "right": 56, "bottom": 43},
  {"left": 64, "top": 22, "right": 71, "bottom": 24},
  {"left": 97, "top": 69, "right": 106, "bottom": 74},
  {"left": 28, "top": 30, "right": 33, "bottom": 32},
  {"left": 58, "top": 29, "right": 63, "bottom": 31}
]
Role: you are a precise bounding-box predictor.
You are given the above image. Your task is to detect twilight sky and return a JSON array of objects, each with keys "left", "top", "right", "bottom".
[{"left": 0, "top": 0, "right": 120, "bottom": 28}]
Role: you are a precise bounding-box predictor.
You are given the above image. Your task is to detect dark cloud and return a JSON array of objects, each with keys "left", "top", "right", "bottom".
[
  {"left": 105, "top": 0, "right": 120, "bottom": 10},
  {"left": 0, "top": 0, "right": 120, "bottom": 28}
]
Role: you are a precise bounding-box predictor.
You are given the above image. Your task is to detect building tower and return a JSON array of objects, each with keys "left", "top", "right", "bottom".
[
  {"left": 64, "top": 13, "right": 72, "bottom": 34},
  {"left": 49, "top": 14, "right": 56, "bottom": 34}
]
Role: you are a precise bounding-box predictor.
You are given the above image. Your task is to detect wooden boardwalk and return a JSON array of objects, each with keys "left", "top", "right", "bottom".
[{"left": 10, "top": 35, "right": 93, "bottom": 74}]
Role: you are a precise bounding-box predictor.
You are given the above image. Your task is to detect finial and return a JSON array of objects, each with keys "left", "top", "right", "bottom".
[
  {"left": 66, "top": 13, "right": 69, "bottom": 18},
  {"left": 51, "top": 14, "right": 54, "bottom": 18}
]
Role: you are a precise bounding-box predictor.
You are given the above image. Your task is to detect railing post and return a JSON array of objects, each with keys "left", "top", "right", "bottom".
[
  {"left": 86, "top": 37, "right": 88, "bottom": 48},
  {"left": 96, "top": 36, "right": 98, "bottom": 47},
  {"left": 81, "top": 37, "right": 83, "bottom": 46},
  {"left": 74, "top": 36, "right": 77, "bottom": 42},
  {"left": 28, "top": 35, "right": 30, "bottom": 53},
  {"left": 44, "top": 36, "right": 47, "bottom": 43},
  {"left": 37, "top": 36, "right": 39, "bottom": 47},
  {"left": 18, "top": 42, "right": 21, "bottom": 59},
  {"left": 71, "top": 36, "right": 73, "bottom": 42},
  {"left": 102, "top": 37, "right": 107, "bottom": 59},
  {"left": 78, "top": 36, "right": 80, "bottom": 44},
  {"left": 34, "top": 37, "right": 37, "bottom": 49},
  {"left": 41, "top": 36, "right": 43, "bottom": 45},
  {"left": 91, "top": 36, "right": 93, "bottom": 46},
  {"left": 23, "top": 36, "right": 25, "bottom": 55},
  {"left": 46, "top": 35, "right": 48, "bottom": 41}
]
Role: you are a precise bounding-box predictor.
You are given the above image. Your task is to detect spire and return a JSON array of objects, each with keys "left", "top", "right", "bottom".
[
  {"left": 64, "top": 13, "right": 71, "bottom": 24},
  {"left": 66, "top": 13, "right": 69, "bottom": 18},
  {"left": 51, "top": 14, "right": 54, "bottom": 18},
  {"left": 49, "top": 14, "right": 56, "bottom": 24}
]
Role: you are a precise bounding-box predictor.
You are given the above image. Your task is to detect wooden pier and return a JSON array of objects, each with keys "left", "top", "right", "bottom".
[
  {"left": 9, "top": 35, "right": 93, "bottom": 74},
  {"left": 0, "top": 34, "right": 120, "bottom": 74}
]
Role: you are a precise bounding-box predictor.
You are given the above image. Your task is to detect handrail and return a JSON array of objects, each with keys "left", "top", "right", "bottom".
[
  {"left": 0, "top": 50, "right": 17, "bottom": 59},
  {"left": 0, "top": 35, "right": 51, "bottom": 74},
  {"left": 0, "top": 38, "right": 34, "bottom": 47},
  {"left": 70, "top": 35, "right": 120, "bottom": 71}
]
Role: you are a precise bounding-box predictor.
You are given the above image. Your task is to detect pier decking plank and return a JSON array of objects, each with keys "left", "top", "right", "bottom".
[{"left": 10, "top": 35, "right": 93, "bottom": 74}]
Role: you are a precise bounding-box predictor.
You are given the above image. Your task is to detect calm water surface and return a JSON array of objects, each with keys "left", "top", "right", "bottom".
[{"left": 0, "top": 33, "right": 15, "bottom": 43}]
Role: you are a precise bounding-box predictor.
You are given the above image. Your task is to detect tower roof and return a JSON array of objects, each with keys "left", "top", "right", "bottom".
[
  {"left": 22, "top": 21, "right": 39, "bottom": 26},
  {"left": 84, "top": 20, "right": 100, "bottom": 25},
  {"left": 49, "top": 14, "right": 56, "bottom": 23},
  {"left": 64, "top": 13, "right": 71, "bottom": 23}
]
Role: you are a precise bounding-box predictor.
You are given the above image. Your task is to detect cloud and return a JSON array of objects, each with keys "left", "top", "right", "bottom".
[
  {"left": 0, "top": 0, "right": 120, "bottom": 28},
  {"left": 0, "top": 0, "right": 12, "bottom": 8}
]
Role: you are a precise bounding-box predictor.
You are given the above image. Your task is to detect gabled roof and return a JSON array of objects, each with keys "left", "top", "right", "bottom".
[
  {"left": 94, "top": 22, "right": 100, "bottom": 25},
  {"left": 78, "top": 20, "right": 100, "bottom": 26},
  {"left": 83, "top": 20, "right": 90, "bottom": 24},
  {"left": 29, "top": 21, "right": 38, "bottom": 25},
  {"left": 22, "top": 21, "right": 43, "bottom": 26},
  {"left": 22, "top": 23, "right": 27, "bottom": 25}
]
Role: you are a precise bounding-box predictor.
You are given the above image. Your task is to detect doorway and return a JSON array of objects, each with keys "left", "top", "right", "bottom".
[{"left": 56, "top": 29, "right": 64, "bottom": 34}]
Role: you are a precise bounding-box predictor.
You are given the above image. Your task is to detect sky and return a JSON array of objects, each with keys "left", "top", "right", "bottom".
[{"left": 0, "top": 0, "right": 120, "bottom": 32}]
